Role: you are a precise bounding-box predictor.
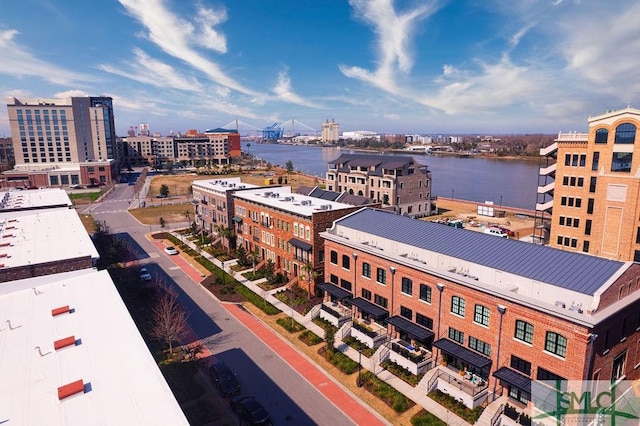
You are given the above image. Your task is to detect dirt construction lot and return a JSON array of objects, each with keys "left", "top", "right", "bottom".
[{"left": 429, "top": 198, "right": 536, "bottom": 240}]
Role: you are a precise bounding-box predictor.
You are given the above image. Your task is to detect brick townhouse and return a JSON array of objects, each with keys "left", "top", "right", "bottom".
[
  {"left": 320, "top": 208, "right": 640, "bottom": 409},
  {"left": 232, "top": 187, "right": 369, "bottom": 294}
]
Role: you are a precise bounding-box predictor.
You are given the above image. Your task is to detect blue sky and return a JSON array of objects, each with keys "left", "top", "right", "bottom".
[{"left": 2, "top": 0, "right": 640, "bottom": 137}]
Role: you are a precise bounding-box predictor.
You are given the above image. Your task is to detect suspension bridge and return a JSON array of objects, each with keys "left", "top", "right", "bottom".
[{"left": 221, "top": 119, "right": 318, "bottom": 141}]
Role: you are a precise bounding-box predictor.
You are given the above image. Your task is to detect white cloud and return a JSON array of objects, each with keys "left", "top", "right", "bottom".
[
  {"left": 99, "top": 48, "right": 203, "bottom": 92},
  {"left": 340, "top": 0, "right": 439, "bottom": 94},
  {"left": 118, "top": 0, "right": 259, "bottom": 96},
  {"left": 193, "top": 4, "right": 228, "bottom": 52},
  {"left": 272, "top": 70, "right": 321, "bottom": 108},
  {"left": 0, "top": 29, "right": 97, "bottom": 86},
  {"left": 53, "top": 89, "right": 91, "bottom": 98}
]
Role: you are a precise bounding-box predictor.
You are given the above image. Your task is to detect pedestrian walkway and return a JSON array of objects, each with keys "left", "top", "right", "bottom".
[
  {"left": 163, "top": 232, "right": 493, "bottom": 426},
  {"left": 151, "top": 235, "right": 388, "bottom": 425}
]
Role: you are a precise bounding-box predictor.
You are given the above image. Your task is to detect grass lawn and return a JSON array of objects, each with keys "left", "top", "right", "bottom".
[{"left": 69, "top": 191, "right": 103, "bottom": 203}]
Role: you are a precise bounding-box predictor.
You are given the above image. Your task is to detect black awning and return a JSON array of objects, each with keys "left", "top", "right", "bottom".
[
  {"left": 232, "top": 216, "right": 243, "bottom": 223},
  {"left": 318, "top": 282, "right": 352, "bottom": 300},
  {"left": 350, "top": 298, "right": 389, "bottom": 319},
  {"left": 433, "top": 338, "right": 492, "bottom": 369},
  {"left": 493, "top": 367, "right": 531, "bottom": 393},
  {"left": 386, "top": 316, "right": 434, "bottom": 341},
  {"left": 288, "top": 237, "right": 312, "bottom": 251}
]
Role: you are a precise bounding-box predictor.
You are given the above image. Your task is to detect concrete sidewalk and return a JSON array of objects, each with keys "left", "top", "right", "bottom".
[{"left": 169, "top": 232, "right": 502, "bottom": 426}]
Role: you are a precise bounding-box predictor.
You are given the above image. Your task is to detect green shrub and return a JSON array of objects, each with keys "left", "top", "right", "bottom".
[
  {"left": 276, "top": 317, "right": 305, "bottom": 333},
  {"left": 381, "top": 359, "right": 424, "bottom": 386},
  {"left": 411, "top": 410, "right": 447, "bottom": 426},
  {"left": 235, "top": 285, "right": 281, "bottom": 315},
  {"left": 312, "top": 317, "right": 337, "bottom": 333},
  {"left": 343, "top": 336, "right": 376, "bottom": 357},
  {"left": 299, "top": 330, "right": 323, "bottom": 346},
  {"left": 428, "top": 389, "right": 484, "bottom": 423},
  {"left": 361, "top": 371, "right": 415, "bottom": 413},
  {"left": 322, "top": 347, "right": 359, "bottom": 374}
]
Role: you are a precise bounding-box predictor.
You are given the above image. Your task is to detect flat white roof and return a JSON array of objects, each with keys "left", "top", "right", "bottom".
[
  {"left": 0, "top": 188, "right": 73, "bottom": 211},
  {"left": 233, "top": 186, "right": 353, "bottom": 217},
  {"left": 0, "top": 208, "right": 99, "bottom": 268},
  {"left": 192, "top": 177, "right": 258, "bottom": 194},
  {"left": 0, "top": 269, "right": 189, "bottom": 425}
]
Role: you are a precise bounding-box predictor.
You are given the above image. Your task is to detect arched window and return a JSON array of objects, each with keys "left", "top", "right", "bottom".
[
  {"left": 594, "top": 128, "right": 608, "bottom": 144},
  {"left": 614, "top": 123, "right": 636, "bottom": 144}
]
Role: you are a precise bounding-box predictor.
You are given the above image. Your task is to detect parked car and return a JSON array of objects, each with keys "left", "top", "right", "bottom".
[
  {"left": 230, "top": 395, "right": 270, "bottom": 425},
  {"left": 210, "top": 362, "right": 241, "bottom": 397},
  {"left": 483, "top": 227, "right": 508, "bottom": 238},
  {"left": 155, "top": 194, "right": 167, "bottom": 198},
  {"left": 69, "top": 184, "right": 83, "bottom": 189},
  {"left": 164, "top": 246, "right": 179, "bottom": 255},
  {"left": 139, "top": 267, "right": 152, "bottom": 282}
]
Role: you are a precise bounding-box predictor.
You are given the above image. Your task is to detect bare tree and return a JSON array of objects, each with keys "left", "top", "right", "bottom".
[{"left": 148, "top": 283, "right": 189, "bottom": 355}]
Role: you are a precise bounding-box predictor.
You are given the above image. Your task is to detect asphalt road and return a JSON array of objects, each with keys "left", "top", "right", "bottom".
[{"left": 87, "top": 181, "right": 356, "bottom": 426}]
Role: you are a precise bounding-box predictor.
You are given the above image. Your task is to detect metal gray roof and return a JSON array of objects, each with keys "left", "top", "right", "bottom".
[
  {"left": 328, "top": 153, "right": 415, "bottom": 168},
  {"left": 335, "top": 209, "right": 625, "bottom": 296}
]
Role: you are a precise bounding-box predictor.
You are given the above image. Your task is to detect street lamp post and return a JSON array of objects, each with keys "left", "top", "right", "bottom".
[
  {"left": 389, "top": 266, "right": 396, "bottom": 315},
  {"left": 357, "top": 347, "right": 363, "bottom": 387},
  {"left": 436, "top": 283, "right": 445, "bottom": 363},
  {"left": 221, "top": 261, "right": 226, "bottom": 286},
  {"left": 352, "top": 253, "right": 358, "bottom": 298},
  {"left": 493, "top": 305, "right": 507, "bottom": 395}
]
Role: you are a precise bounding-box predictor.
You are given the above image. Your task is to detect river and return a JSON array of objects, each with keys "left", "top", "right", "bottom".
[{"left": 243, "top": 142, "right": 540, "bottom": 211}]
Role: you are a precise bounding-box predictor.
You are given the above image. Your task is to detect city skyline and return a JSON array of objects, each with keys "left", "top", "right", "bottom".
[{"left": 1, "top": 0, "right": 640, "bottom": 137}]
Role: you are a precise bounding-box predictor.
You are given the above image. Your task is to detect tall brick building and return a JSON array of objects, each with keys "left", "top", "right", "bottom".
[
  {"left": 232, "top": 187, "right": 371, "bottom": 293},
  {"left": 537, "top": 107, "right": 640, "bottom": 261},
  {"left": 326, "top": 154, "right": 434, "bottom": 218},
  {"left": 321, "top": 208, "right": 640, "bottom": 409}
]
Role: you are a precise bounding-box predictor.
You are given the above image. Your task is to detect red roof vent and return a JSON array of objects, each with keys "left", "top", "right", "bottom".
[
  {"left": 54, "top": 336, "right": 76, "bottom": 350},
  {"left": 52, "top": 305, "right": 71, "bottom": 316},
  {"left": 58, "top": 379, "right": 84, "bottom": 400}
]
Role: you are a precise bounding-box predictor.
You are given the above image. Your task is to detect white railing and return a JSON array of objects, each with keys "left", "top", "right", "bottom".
[
  {"left": 539, "top": 163, "right": 556, "bottom": 176},
  {"left": 556, "top": 131, "right": 589, "bottom": 141},
  {"left": 537, "top": 181, "right": 555, "bottom": 195}
]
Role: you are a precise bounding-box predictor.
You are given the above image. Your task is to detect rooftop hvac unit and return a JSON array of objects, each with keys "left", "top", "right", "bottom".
[
  {"left": 264, "top": 191, "right": 273, "bottom": 197},
  {"left": 239, "top": 185, "right": 245, "bottom": 189},
  {"left": 554, "top": 301, "right": 566, "bottom": 309}
]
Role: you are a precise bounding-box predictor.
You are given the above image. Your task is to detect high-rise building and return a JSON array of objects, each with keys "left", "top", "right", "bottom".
[
  {"left": 537, "top": 107, "right": 640, "bottom": 261},
  {"left": 321, "top": 119, "right": 340, "bottom": 143},
  {"left": 4, "top": 96, "right": 118, "bottom": 188}
]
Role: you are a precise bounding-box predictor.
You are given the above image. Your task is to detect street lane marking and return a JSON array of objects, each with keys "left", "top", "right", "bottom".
[{"left": 169, "top": 266, "right": 181, "bottom": 270}]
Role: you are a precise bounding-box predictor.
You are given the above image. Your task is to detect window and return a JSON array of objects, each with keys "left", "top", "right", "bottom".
[
  {"left": 361, "top": 288, "right": 372, "bottom": 300},
  {"left": 515, "top": 320, "right": 534, "bottom": 344},
  {"left": 470, "top": 305, "right": 489, "bottom": 327},
  {"left": 571, "top": 154, "right": 578, "bottom": 167},
  {"left": 587, "top": 198, "right": 595, "bottom": 214},
  {"left": 583, "top": 241, "right": 590, "bottom": 253},
  {"left": 592, "top": 152, "right": 600, "bottom": 171},
  {"left": 400, "top": 306, "right": 412, "bottom": 320},
  {"left": 579, "top": 154, "right": 586, "bottom": 167},
  {"left": 448, "top": 327, "right": 464, "bottom": 344},
  {"left": 401, "top": 277, "right": 413, "bottom": 295},
  {"left": 510, "top": 355, "right": 531, "bottom": 375},
  {"left": 612, "top": 152, "right": 632, "bottom": 172},
  {"left": 509, "top": 387, "right": 530, "bottom": 404},
  {"left": 340, "top": 279, "right": 351, "bottom": 291},
  {"left": 468, "top": 336, "right": 491, "bottom": 356},
  {"left": 374, "top": 294, "right": 388, "bottom": 309},
  {"left": 589, "top": 177, "right": 597, "bottom": 193},
  {"left": 419, "top": 284, "right": 431, "bottom": 303},
  {"left": 614, "top": 123, "right": 636, "bottom": 144},
  {"left": 612, "top": 351, "right": 627, "bottom": 382},
  {"left": 451, "top": 296, "right": 465, "bottom": 317},
  {"left": 564, "top": 154, "right": 571, "bottom": 166},
  {"left": 562, "top": 176, "right": 569, "bottom": 186},
  {"left": 342, "top": 254, "right": 350, "bottom": 269},
  {"left": 362, "top": 262, "right": 371, "bottom": 278},
  {"left": 376, "top": 268, "right": 386, "bottom": 285},
  {"left": 330, "top": 250, "right": 337, "bottom": 264},
  {"left": 416, "top": 313, "right": 433, "bottom": 329},
  {"left": 586, "top": 220, "right": 592, "bottom": 236},
  {"left": 537, "top": 367, "right": 566, "bottom": 382},
  {"left": 545, "top": 331, "right": 567, "bottom": 357},
  {"left": 595, "top": 128, "right": 608, "bottom": 144},
  {"left": 330, "top": 274, "right": 339, "bottom": 285}
]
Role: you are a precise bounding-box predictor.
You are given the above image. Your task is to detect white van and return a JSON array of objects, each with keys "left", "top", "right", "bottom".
[{"left": 484, "top": 227, "right": 508, "bottom": 238}]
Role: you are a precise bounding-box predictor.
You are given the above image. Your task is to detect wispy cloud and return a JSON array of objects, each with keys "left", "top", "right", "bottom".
[
  {"left": 272, "top": 70, "right": 321, "bottom": 108},
  {"left": 339, "top": 0, "right": 439, "bottom": 94},
  {"left": 0, "top": 29, "right": 97, "bottom": 86},
  {"left": 118, "top": 0, "right": 259, "bottom": 96},
  {"left": 99, "top": 48, "right": 203, "bottom": 92}
]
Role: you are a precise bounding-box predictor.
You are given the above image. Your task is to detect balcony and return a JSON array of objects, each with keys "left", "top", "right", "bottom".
[
  {"left": 537, "top": 181, "right": 555, "bottom": 196},
  {"left": 319, "top": 302, "right": 352, "bottom": 328},
  {"left": 539, "top": 142, "right": 558, "bottom": 157},
  {"left": 253, "top": 236, "right": 260, "bottom": 242},
  {"left": 388, "top": 340, "right": 432, "bottom": 375},
  {"left": 427, "top": 367, "right": 489, "bottom": 409},
  {"left": 351, "top": 320, "right": 387, "bottom": 349},
  {"left": 539, "top": 162, "right": 556, "bottom": 177},
  {"left": 535, "top": 199, "right": 554, "bottom": 212}
]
